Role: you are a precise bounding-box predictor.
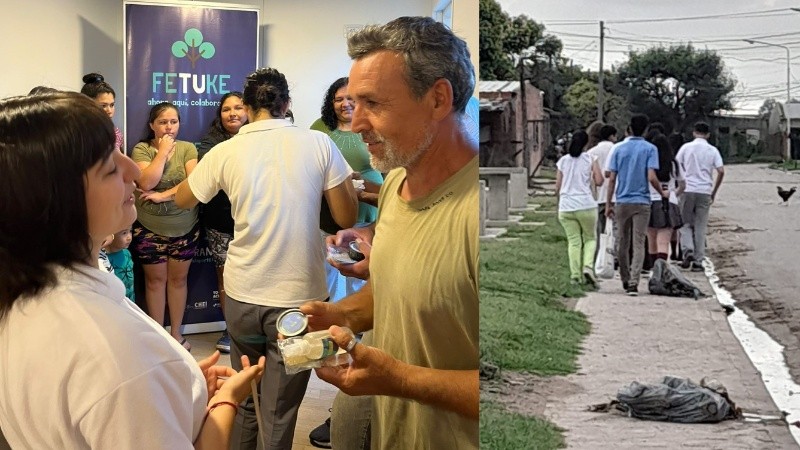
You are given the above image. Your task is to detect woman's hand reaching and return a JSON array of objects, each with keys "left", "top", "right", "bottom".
[
  {"left": 214, "top": 355, "right": 266, "bottom": 404},
  {"left": 198, "top": 352, "right": 266, "bottom": 405}
]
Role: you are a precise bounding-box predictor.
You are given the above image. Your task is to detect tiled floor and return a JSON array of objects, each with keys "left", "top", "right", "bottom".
[{"left": 187, "top": 332, "right": 338, "bottom": 450}]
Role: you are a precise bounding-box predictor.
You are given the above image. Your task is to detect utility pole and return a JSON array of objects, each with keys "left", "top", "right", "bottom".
[
  {"left": 597, "top": 20, "right": 605, "bottom": 122},
  {"left": 519, "top": 56, "right": 530, "bottom": 180}
]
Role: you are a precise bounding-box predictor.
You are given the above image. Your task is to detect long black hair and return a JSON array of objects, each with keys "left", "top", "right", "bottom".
[
  {"left": 0, "top": 93, "right": 116, "bottom": 319},
  {"left": 204, "top": 92, "right": 245, "bottom": 142},
  {"left": 568, "top": 130, "right": 589, "bottom": 157},
  {"left": 646, "top": 131, "right": 674, "bottom": 182},
  {"left": 320, "top": 77, "right": 349, "bottom": 131}
]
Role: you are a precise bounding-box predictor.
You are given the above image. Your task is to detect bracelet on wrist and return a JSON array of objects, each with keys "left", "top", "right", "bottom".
[{"left": 207, "top": 400, "right": 238, "bottom": 415}]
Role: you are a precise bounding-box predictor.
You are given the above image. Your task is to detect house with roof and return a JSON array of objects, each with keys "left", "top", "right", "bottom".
[{"left": 479, "top": 80, "right": 549, "bottom": 181}]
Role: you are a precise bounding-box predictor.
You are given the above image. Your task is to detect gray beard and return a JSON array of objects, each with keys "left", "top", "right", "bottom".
[{"left": 369, "top": 130, "right": 433, "bottom": 173}]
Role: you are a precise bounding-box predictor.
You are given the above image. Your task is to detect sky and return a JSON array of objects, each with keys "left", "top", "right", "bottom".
[{"left": 497, "top": 0, "right": 800, "bottom": 115}]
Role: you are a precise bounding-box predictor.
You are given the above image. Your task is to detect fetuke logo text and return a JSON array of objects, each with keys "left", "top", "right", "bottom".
[{"left": 152, "top": 28, "right": 230, "bottom": 95}]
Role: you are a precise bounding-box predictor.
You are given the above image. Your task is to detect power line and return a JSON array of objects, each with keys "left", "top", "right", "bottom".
[
  {"left": 605, "top": 8, "right": 793, "bottom": 24},
  {"left": 602, "top": 28, "right": 800, "bottom": 44},
  {"left": 540, "top": 8, "right": 794, "bottom": 25}
]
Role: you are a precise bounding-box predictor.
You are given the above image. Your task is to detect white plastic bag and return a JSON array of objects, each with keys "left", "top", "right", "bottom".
[{"left": 595, "top": 218, "right": 615, "bottom": 279}]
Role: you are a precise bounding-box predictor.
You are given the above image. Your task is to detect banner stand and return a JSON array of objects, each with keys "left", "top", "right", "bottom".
[{"left": 125, "top": 1, "right": 259, "bottom": 334}]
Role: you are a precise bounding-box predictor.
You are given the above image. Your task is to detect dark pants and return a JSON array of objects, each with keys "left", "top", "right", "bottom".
[{"left": 227, "top": 297, "right": 311, "bottom": 450}]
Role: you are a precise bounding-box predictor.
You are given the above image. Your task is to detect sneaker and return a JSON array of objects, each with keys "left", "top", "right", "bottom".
[
  {"left": 583, "top": 267, "right": 598, "bottom": 286},
  {"left": 680, "top": 253, "right": 694, "bottom": 269},
  {"left": 215, "top": 330, "right": 230, "bottom": 354},
  {"left": 309, "top": 416, "right": 332, "bottom": 448},
  {"left": 691, "top": 262, "right": 704, "bottom": 272},
  {"left": 625, "top": 284, "right": 638, "bottom": 296}
]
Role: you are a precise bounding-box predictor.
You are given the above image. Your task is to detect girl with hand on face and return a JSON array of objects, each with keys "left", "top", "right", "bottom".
[
  {"left": 131, "top": 102, "right": 199, "bottom": 351},
  {"left": 81, "top": 72, "right": 123, "bottom": 153},
  {"left": 0, "top": 92, "right": 265, "bottom": 450},
  {"left": 196, "top": 92, "right": 248, "bottom": 354}
]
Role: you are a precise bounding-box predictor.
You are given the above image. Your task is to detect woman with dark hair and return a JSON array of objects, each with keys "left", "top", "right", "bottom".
[
  {"left": 0, "top": 92, "right": 264, "bottom": 449},
  {"left": 131, "top": 101, "right": 199, "bottom": 351},
  {"left": 196, "top": 91, "right": 248, "bottom": 354},
  {"left": 645, "top": 132, "right": 683, "bottom": 264},
  {"left": 555, "top": 130, "right": 604, "bottom": 285},
  {"left": 311, "top": 76, "right": 383, "bottom": 221},
  {"left": 668, "top": 132, "right": 687, "bottom": 260},
  {"left": 586, "top": 120, "right": 605, "bottom": 151},
  {"left": 81, "top": 72, "right": 123, "bottom": 152},
  {"left": 28, "top": 85, "right": 59, "bottom": 95},
  {"left": 174, "top": 67, "right": 358, "bottom": 449}
]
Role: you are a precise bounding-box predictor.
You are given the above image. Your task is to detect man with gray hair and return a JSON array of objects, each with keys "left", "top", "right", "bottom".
[{"left": 300, "top": 16, "right": 478, "bottom": 449}]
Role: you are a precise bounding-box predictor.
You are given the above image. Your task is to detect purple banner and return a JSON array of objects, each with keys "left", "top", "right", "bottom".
[
  {"left": 125, "top": 3, "right": 258, "bottom": 331},
  {"left": 125, "top": 3, "right": 258, "bottom": 152}
]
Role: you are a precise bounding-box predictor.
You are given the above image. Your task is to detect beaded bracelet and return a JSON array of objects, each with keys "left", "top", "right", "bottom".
[{"left": 207, "top": 400, "right": 238, "bottom": 415}]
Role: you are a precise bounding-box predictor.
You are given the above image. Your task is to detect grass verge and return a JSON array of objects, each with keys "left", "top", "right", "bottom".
[
  {"left": 480, "top": 194, "right": 590, "bottom": 449},
  {"left": 480, "top": 400, "right": 565, "bottom": 449},
  {"left": 768, "top": 159, "right": 800, "bottom": 171}
]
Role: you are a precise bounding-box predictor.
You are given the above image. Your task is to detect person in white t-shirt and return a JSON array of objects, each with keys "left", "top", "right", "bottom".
[
  {"left": 0, "top": 92, "right": 264, "bottom": 450},
  {"left": 586, "top": 124, "right": 618, "bottom": 259},
  {"left": 175, "top": 68, "right": 358, "bottom": 450},
  {"left": 674, "top": 121, "right": 725, "bottom": 271},
  {"left": 556, "top": 130, "right": 604, "bottom": 285}
]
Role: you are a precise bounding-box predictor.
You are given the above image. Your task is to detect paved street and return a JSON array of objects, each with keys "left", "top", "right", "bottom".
[{"left": 706, "top": 164, "right": 800, "bottom": 382}]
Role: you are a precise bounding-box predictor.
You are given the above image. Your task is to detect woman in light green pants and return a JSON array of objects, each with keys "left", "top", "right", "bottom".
[{"left": 555, "top": 130, "right": 604, "bottom": 286}]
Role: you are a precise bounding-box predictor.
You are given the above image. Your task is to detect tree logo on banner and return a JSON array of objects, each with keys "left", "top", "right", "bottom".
[{"left": 171, "top": 28, "right": 216, "bottom": 69}]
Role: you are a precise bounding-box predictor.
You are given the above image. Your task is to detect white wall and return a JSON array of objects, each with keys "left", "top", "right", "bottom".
[
  {"left": 452, "top": 0, "right": 479, "bottom": 96},
  {"left": 259, "top": 0, "right": 431, "bottom": 128},
  {"left": 0, "top": 0, "right": 478, "bottom": 130},
  {"left": 0, "top": 0, "right": 124, "bottom": 127}
]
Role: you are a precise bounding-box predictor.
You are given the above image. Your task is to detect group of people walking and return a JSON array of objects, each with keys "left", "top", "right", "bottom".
[{"left": 556, "top": 114, "right": 725, "bottom": 295}]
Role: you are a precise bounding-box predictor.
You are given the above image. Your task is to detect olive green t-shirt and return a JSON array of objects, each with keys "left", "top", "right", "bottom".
[
  {"left": 370, "top": 156, "right": 479, "bottom": 449},
  {"left": 132, "top": 140, "right": 198, "bottom": 237}
]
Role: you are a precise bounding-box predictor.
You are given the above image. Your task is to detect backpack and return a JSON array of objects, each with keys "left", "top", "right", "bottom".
[
  {"left": 615, "top": 376, "right": 737, "bottom": 423},
  {"left": 648, "top": 259, "right": 705, "bottom": 299}
]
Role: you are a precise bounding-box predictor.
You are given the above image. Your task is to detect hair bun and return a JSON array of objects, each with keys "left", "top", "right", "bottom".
[{"left": 82, "top": 73, "right": 104, "bottom": 84}]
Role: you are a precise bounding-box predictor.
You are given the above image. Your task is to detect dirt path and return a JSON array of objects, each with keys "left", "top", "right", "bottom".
[{"left": 706, "top": 164, "right": 800, "bottom": 382}]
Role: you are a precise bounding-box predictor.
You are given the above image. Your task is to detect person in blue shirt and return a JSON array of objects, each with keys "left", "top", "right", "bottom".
[
  {"left": 105, "top": 228, "right": 135, "bottom": 301},
  {"left": 605, "top": 114, "right": 667, "bottom": 296}
]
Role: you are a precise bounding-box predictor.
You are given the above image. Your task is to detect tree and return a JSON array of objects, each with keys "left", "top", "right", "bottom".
[
  {"left": 479, "top": 0, "right": 514, "bottom": 80},
  {"left": 479, "top": 0, "right": 561, "bottom": 81},
  {"left": 616, "top": 44, "right": 735, "bottom": 132},
  {"left": 758, "top": 98, "right": 779, "bottom": 119},
  {"left": 563, "top": 78, "right": 627, "bottom": 128}
]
